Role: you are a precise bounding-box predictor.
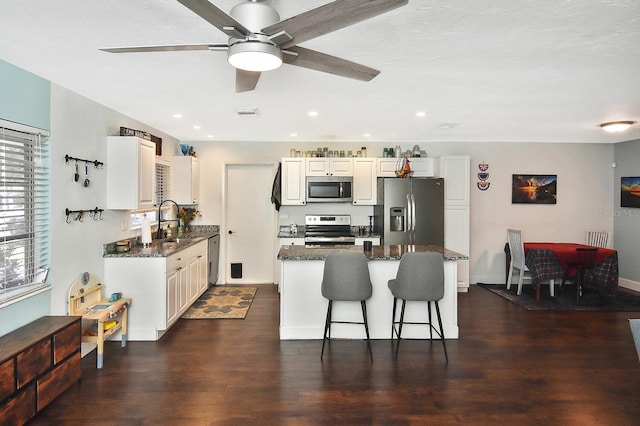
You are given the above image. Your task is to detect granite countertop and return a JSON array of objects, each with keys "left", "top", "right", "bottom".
[
  {"left": 277, "top": 244, "right": 467, "bottom": 261},
  {"left": 104, "top": 228, "right": 219, "bottom": 258}
]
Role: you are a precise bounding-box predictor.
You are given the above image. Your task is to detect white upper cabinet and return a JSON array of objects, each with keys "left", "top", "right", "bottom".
[
  {"left": 107, "top": 136, "right": 156, "bottom": 210},
  {"left": 172, "top": 156, "right": 200, "bottom": 205},
  {"left": 352, "top": 158, "right": 377, "bottom": 205},
  {"left": 437, "top": 156, "right": 470, "bottom": 206},
  {"left": 377, "top": 157, "right": 434, "bottom": 177},
  {"left": 305, "top": 158, "right": 353, "bottom": 176},
  {"left": 408, "top": 158, "right": 434, "bottom": 177},
  {"left": 281, "top": 158, "right": 306, "bottom": 205},
  {"left": 377, "top": 158, "right": 399, "bottom": 177}
]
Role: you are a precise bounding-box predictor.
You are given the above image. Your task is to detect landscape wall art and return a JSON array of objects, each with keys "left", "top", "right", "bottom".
[
  {"left": 621, "top": 176, "right": 640, "bottom": 208},
  {"left": 512, "top": 174, "right": 557, "bottom": 204}
]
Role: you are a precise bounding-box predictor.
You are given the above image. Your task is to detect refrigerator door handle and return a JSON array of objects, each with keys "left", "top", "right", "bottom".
[
  {"left": 406, "top": 194, "right": 412, "bottom": 234},
  {"left": 411, "top": 193, "right": 417, "bottom": 232}
]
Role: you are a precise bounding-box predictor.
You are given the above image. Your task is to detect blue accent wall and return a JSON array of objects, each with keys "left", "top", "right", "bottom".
[
  {"left": 0, "top": 59, "right": 50, "bottom": 130},
  {"left": 0, "top": 59, "right": 51, "bottom": 336}
]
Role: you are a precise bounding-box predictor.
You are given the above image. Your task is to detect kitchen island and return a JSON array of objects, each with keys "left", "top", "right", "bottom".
[{"left": 277, "top": 244, "right": 467, "bottom": 340}]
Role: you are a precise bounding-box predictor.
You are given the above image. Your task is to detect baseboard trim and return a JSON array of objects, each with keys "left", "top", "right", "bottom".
[{"left": 619, "top": 278, "right": 640, "bottom": 293}]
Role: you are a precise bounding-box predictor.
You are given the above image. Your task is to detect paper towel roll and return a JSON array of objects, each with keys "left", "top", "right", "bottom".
[{"left": 141, "top": 216, "right": 152, "bottom": 245}]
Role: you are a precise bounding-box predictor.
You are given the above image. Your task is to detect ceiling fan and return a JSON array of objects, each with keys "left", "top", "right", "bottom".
[{"left": 100, "top": 0, "right": 408, "bottom": 92}]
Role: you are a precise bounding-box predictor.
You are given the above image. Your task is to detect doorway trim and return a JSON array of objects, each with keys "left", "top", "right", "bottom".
[{"left": 221, "top": 161, "right": 278, "bottom": 284}]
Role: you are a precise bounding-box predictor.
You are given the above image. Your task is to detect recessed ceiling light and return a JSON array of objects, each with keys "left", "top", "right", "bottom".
[
  {"left": 290, "top": 132, "right": 298, "bottom": 137},
  {"left": 193, "top": 125, "right": 201, "bottom": 130},
  {"left": 439, "top": 122, "right": 460, "bottom": 129},
  {"left": 173, "top": 113, "right": 183, "bottom": 119},
  {"left": 599, "top": 121, "right": 636, "bottom": 133},
  {"left": 416, "top": 111, "right": 427, "bottom": 118},
  {"left": 207, "top": 134, "right": 214, "bottom": 138},
  {"left": 363, "top": 133, "right": 371, "bottom": 137},
  {"left": 308, "top": 111, "right": 319, "bottom": 117}
]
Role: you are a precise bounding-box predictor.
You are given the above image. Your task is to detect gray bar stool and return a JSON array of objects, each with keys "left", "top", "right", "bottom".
[
  {"left": 388, "top": 252, "right": 448, "bottom": 362},
  {"left": 320, "top": 253, "right": 373, "bottom": 361}
]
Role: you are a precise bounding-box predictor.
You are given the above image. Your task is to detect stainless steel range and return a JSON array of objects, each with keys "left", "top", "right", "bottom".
[{"left": 304, "top": 214, "right": 355, "bottom": 246}]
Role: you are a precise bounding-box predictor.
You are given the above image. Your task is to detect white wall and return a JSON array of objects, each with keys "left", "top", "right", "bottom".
[
  {"left": 189, "top": 140, "right": 615, "bottom": 286},
  {"left": 49, "top": 84, "right": 178, "bottom": 315},
  {"left": 436, "top": 142, "right": 614, "bottom": 284},
  {"left": 614, "top": 139, "right": 640, "bottom": 289}
]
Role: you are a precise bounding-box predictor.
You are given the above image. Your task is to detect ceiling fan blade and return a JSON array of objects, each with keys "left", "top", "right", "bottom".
[
  {"left": 100, "top": 43, "right": 228, "bottom": 53},
  {"left": 236, "top": 69, "right": 261, "bottom": 92},
  {"left": 263, "top": 0, "right": 408, "bottom": 49},
  {"left": 282, "top": 46, "right": 379, "bottom": 81},
  {"left": 177, "top": 0, "right": 254, "bottom": 39}
]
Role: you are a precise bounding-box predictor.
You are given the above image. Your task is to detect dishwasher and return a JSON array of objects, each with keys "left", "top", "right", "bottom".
[{"left": 208, "top": 233, "right": 220, "bottom": 287}]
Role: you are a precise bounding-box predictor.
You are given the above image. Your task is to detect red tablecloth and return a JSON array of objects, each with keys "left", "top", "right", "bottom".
[{"left": 523, "top": 242, "right": 619, "bottom": 297}]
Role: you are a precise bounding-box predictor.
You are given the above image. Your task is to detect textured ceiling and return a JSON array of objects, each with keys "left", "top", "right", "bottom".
[{"left": 1, "top": 0, "right": 639, "bottom": 143}]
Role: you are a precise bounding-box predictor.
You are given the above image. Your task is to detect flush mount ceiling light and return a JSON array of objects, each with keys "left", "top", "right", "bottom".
[{"left": 600, "top": 121, "right": 636, "bottom": 133}]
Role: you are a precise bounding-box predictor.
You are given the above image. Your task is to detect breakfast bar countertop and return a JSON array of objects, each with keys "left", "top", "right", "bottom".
[{"left": 277, "top": 244, "right": 467, "bottom": 262}]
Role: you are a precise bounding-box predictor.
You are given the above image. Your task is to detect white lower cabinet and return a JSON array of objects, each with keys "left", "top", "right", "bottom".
[{"left": 104, "top": 240, "right": 208, "bottom": 341}]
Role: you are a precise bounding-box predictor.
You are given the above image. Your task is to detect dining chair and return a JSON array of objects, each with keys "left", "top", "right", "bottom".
[
  {"left": 586, "top": 230, "right": 609, "bottom": 248},
  {"left": 564, "top": 247, "right": 599, "bottom": 304},
  {"left": 388, "top": 252, "right": 448, "bottom": 362},
  {"left": 320, "top": 253, "right": 373, "bottom": 361},
  {"left": 506, "top": 229, "right": 532, "bottom": 295}
]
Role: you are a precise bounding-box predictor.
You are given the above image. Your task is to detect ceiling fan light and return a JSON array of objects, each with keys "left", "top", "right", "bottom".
[
  {"left": 228, "top": 42, "right": 282, "bottom": 72},
  {"left": 600, "top": 121, "right": 636, "bottom": 133}
]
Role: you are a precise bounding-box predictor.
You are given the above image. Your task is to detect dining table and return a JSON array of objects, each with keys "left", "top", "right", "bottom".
[{"left": 505, "top": 242, "right": 619, "bottom": 300}]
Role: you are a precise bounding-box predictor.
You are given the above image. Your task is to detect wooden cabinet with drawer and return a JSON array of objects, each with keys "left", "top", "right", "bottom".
[{"left": 0, "top": 316, "right": 81, "bottom": 425}]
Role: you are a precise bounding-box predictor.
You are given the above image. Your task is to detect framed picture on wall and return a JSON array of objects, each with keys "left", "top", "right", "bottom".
[
  {"left": 621, "top": 176, "right": 640, "bottom": 208},
  {"left": 512, "top": 174, "right": 557, "bottom": 204}
]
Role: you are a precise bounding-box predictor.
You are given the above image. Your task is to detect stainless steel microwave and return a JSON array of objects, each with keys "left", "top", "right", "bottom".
[{"left": 306, "top": 176, "right": 353, "bottom": 203}]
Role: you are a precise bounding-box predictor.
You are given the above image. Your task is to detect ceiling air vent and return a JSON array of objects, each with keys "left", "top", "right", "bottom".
[{"left": 234, "top": 107, "right": 258, "bottom": 116}]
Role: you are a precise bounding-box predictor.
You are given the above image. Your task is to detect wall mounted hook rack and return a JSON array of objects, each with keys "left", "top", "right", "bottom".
[
  {"left": 65, "top": 207, "right": 104, "bottom": 223},
  {"left": 65, "top": 154, "right": 103, "bottom": 169}
]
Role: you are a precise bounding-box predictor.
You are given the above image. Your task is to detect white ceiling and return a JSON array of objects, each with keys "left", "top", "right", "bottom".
[{"left": 1, "top": 0, "right": 639, "bottom": 143}]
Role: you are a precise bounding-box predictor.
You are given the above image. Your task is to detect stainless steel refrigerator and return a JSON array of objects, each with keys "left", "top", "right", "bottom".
[{"left": 373, "top": 178, "right": 444, "bottom": 245}]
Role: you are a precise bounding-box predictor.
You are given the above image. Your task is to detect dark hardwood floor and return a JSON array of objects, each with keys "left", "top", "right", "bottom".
[{"left": 28, "top": 284, "right": 640, "bottom": 425}]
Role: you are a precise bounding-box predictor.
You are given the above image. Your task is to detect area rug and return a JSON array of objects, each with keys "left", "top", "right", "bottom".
[
  {"left": 181, "top": 286, "right": 257, "bottom": 319},
  {"left": 477, "top": 283, "right": 640, "bottom": 311}
]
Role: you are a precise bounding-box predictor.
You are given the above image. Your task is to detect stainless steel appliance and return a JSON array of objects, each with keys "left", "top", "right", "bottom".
[
  {"left": 208, "top": 233, "right": 220, "bottom": 287},
  {"left": 373, "top": 178, "right": 444, "bottom": 245},
  {"left": 306, "top": 176, "right": 353, "bottom": 203},
  {"left": 304, "top": 214, "right": 355, "bottom": 246}
]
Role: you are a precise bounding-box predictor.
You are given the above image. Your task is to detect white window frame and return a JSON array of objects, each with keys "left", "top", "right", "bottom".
[{"left": 1, "top": 119, "right": 51, "bottom": 307}]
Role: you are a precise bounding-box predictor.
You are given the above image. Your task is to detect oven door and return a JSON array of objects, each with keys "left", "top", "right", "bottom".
[{"left": 304, "top": 236, "right": 356, "bottom": 246}]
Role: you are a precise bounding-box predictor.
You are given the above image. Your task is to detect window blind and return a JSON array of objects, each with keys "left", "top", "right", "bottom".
[
  {"left": 0, "top": 122, "right": 50, "bottom": 305},
  {"left": 155, "top": 162, "right": 171, "bottom": 205}
]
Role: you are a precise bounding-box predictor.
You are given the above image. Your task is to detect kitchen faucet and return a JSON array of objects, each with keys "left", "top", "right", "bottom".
[{"left": 157, "top": 199, "right": 180, "bottom": 239}]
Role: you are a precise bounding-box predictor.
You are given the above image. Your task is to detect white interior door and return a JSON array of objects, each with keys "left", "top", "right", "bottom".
[{"left": 224, "top": 163, "right": 276, "bottom": 284}]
